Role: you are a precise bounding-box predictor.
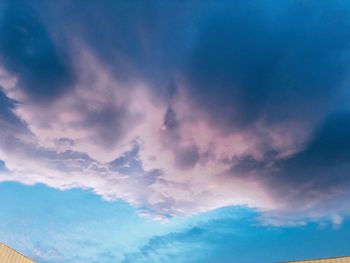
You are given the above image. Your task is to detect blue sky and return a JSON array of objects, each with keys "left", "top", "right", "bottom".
[
  {"left": 1, "top": 0, "right": 350, "bottom": 262},
  {"left": 1, "top": 182, "right": 350, "bottom": 263}
]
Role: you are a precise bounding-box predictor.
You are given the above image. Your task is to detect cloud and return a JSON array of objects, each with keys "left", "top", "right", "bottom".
[
  {"left": 1, "top": 0, "right": 350, "bottom": 224},
  {"left": 226, "top": 112, "right": 350, "bottom": 224},
  {"left": 122, "top": 206, "right": 350, "bottom": 263},
  {"left": 0, "top": 56, "right": 275, "bottom": 218},
  {"left": 184, "top": 0, "right": 350, "bottom": 131},
  {"left": 0, "top": 1, "right": 74, "bottom": 101},
  {"left": 0, "top": 88, "right": 18, "bottom": 122},
  {"left": 122, "top": 227, "right": 208, "bottom": 263},
  {"left": 0, "top": 160, "right": 8, "bottom": 172},
  {"left": 265, "top": 112, "right": 350, "bottom": 214}
]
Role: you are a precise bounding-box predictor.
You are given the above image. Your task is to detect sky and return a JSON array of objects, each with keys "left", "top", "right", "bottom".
[{"left": 1, "top": 0, "right": 350, "bottom": 262}]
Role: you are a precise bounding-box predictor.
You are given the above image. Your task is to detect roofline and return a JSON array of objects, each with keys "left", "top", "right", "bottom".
[
  {"left": 0, "top": 242, "right": 35, "bottom": 262},
  {"left": 278, "top": 255, "right": 350, "bottom": 263}
]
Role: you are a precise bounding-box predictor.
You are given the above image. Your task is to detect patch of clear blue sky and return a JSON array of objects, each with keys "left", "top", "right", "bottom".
[{"left": 0, "top": 182, "right": 350, "bottom": 263}]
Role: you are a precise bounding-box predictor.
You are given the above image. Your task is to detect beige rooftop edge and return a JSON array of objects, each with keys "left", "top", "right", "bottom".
[
  {"left": 0, "top": 243, "right": 35, "bottom": 263},
  {"left": 280, "top": 256, "right": 350, "bottom": 263}
]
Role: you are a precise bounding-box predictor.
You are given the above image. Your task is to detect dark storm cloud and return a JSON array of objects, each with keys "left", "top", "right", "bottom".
[
  {"left": 0, "top": 88, "right": 18, "bottom": 123},
  {"left": 229, "top": 111, "right": 350, "bottom": 208},
  {"left": 181, "top": 0, "right": 350, "bottom": 212},
  {"left": 35, "top": 0, "right": 198, "bottom": 96},
  {"left": 231, "top": 155, "right": 267, "bottom": 175},
  {"left": 55, "top": 0, "right": 157, "bottom": 77},
  {"left": 2, "top": 0, "right": 349, "bottom": 112},
  {"left": 161, "top": 106, "right": 200, "bottom": 170},
  {"left": 174, "top": 144, "right": 200, "bottom": 171},
  {"left": 82, "top": 103, "right": 131, "bottom": 149},
  {"left": 163, "top": 107, "right": 179, "bottom": 130},
  {"left": 2, "top": 0, "right": 350, "bottom": 218},
  {"left": 268, "top": 112, "right": 350, "bottom": 205},
  {"left": 185, "top": 0, "right": 350, "bottom": 130},
  {"left": 0, "top": 1, "right": 74, "bottom": 101},
  {"left": 0, "top": 88, "right": 28, "bottom": 133},
  {"left": 108, "top": 144, "right": 161, "bottom": 185}
]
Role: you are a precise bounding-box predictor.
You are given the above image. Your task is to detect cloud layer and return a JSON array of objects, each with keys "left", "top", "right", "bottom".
[{"left": 1, "top": 0, "right": 350, "bottom": 223}]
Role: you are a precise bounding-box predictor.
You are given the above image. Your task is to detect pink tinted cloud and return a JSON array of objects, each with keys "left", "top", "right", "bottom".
[{"left": 1, "top": 50, "right": 344, "bottom": 224}]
